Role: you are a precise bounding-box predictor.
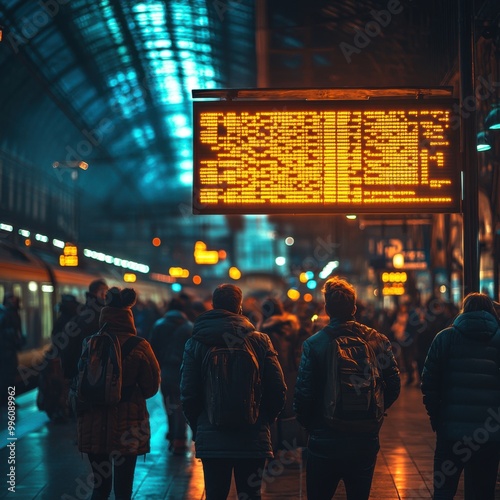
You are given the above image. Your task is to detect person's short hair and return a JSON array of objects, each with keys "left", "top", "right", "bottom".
[
  {"left": 461, "top": 292, "right": 498, "bottom": 318},
  {"left": 322, "top": 276, "right": 356, "bottom": 320},
  {"left": 212, "top": 284, "right": 243, "bottom": 313},
  {"left": 89, "top": 279, "right": 108, "bottom": 296}
]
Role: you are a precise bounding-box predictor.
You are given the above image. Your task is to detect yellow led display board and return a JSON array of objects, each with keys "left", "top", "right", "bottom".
[{"left": 192, "top": 99, "right": 460, "bottom": 215}]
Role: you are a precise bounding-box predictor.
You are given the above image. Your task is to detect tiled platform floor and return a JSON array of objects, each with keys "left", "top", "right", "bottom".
[{"left": 1, "top": 381, "right": 499, "bottom": 499}]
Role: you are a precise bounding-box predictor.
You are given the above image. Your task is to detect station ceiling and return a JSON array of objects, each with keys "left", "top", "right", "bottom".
[{"left": 0, "top": 0, "right": 499, "bottom": 257}]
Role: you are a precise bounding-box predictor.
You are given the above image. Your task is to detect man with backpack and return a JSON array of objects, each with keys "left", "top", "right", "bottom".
[
  {"left": 294, "top": 276, "right": 400, "bottom": 500},
  {"left": 180, "top": 284, "right": 287, "bottom": 500}
]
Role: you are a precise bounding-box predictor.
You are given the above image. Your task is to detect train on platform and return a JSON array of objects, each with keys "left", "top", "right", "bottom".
[
  {"left": 0, "top": 238, "right": 292, "bottom": 392},
  {"left": 0, "top": 239, "right": 173, "bottom": 391}
]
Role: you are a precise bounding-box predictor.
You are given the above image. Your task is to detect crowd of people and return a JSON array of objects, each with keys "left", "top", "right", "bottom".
[{"left": 1, "top": 277, "right": 500, "bottom": 499}]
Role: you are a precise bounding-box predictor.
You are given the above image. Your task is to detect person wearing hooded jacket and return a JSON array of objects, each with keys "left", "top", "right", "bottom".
[
  {"left": 180, "top": 283, "right": 287, "bottom": 500},
  {"left": 260, "top": 296, "right": 302, "bottom": 451},
  {"left": 421, "top": 292, "right": 500, "bottom": 500},
  {"left": 77, "top": 287, "right": 160, "bottom": 500},
  {"left": 149, "top": 297, "right": 193, "bottom": 454}
]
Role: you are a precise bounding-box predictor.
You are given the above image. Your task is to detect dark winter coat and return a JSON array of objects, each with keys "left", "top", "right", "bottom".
[
  {"left": 150, "top": 310, "right": 193, "bottom": 388},
  {"left": 261, "top": 312, "right": 300, "bottom": 418},
  {"left": 60, "top": 294, "right": 104, "bottom": 379},
  {"left": 180, "top": 309, "right": 287, "bottom": 459},
  {"left": 293, "top": 319, "right": 401, "bottom": 458},
  {"left": 421, "top": 310, "right": 500, "bottom": 441},
  {"left": 77, "top": 306, "right": 160, "bottom": 456}
]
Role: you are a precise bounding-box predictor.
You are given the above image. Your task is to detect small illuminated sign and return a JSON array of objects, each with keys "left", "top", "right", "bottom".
[
  {"left": 193, "top": 99, "right": 460, "bottom": 214},
  {"left": 60, "top": 243, "right": 78, "bottom": 267},
  {"left": 194, "top": 241, "right": 219, "bottom": 265}
]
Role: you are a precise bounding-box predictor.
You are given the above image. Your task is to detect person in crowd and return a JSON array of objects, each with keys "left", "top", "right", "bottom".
[
  {"left": 391, "top": 296, "right": 423, "bottom": 386},
  {"left": 77, "top": 287, "right": 160, "bottom": 500},
  {"left": 294, "top": 276, "right": 401, "bottom": 500},
  {"left": 60, "top": 279, "right": 108, "bottom": 418},
  {"left": 180, "top": 284, "right": 287, "bottom": 500},
  {"left": 415, "top": 293, "right": 455, "bottom": 379},
  {"left": 421, "top": 292, "right": 500, "bottom": 500},
  {"left": 260, "top": 296, "right": 302, "bottom": 451},
  {"left": 0, "top": 293, "right": 24, "bottom": 406},
  {"left": 37, "top": 294, "right": 81, "bottom": 421},
  {"left": 60, "top": 279, "right": 108, "bottom": 380},
  {"left": 149, "top": 297, "right": 193, "bottom": 454}
]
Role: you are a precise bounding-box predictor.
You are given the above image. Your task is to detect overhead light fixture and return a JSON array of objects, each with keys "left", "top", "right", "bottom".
[
  {"left": 477, "top": 131, "right": 491, "bottom": 152},
  {"left": 52, "top": 161, "right": 88, "bottom": 170},
  {"left": 485, "top": 106, "right": 500, "bottom": 130}
]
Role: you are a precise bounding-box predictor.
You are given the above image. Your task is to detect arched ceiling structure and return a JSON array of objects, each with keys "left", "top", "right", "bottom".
[{"left": 0, "top": 0, "right": 499, "bottom": 265}]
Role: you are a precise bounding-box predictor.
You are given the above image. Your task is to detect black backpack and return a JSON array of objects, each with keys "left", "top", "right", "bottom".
[
  {"left": 77, "top": 325, "right": 143, "bottom": 406},
  {"left": 323, "top": 322, "right": 385, "bottom": 432},
  {"left": 202, "top": 338, "right": 262, "bottom": 428}
]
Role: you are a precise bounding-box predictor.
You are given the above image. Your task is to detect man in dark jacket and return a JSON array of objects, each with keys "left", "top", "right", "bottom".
[
  {"left": 150, "top": 298, "right": 193, "bottom": 454},
  {"left": 180, "top": 284, "right": 287, "bottom": 500},
  {"left": 59, "top": 279, "right": 108, "bottom": 418},
  {"left": 421, "top": 292, "right": 500, "bottom": 500},
  {"left": 60, "top": 279, "right": 108, "bottom": 380},
  {"left": 294, "top": 276, "right": 401, "bottom": 500}
]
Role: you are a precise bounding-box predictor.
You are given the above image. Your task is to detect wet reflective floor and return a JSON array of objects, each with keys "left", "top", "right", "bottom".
[{"left": 1, "top": 383, "right": 499, "bottom": 499}]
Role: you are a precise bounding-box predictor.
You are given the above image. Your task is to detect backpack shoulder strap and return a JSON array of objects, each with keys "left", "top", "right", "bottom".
[{"left": 121, "top": 335, "right": 144, "bottom": 359}]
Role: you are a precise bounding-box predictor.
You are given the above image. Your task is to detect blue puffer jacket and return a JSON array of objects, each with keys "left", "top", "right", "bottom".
[
  {"left": 180, "top": 309, "right": 286, "bottom": 459},
  {"left": 421, "top": 310, "right": 500, "bottom": 441}
]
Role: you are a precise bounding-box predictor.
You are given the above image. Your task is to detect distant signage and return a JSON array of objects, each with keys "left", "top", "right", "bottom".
[
  {"left": 193, "top": 99, "right": 460, "bottom": 214},
  {"left": 60, "top": 243, "right": 78, "bottom": 267}
]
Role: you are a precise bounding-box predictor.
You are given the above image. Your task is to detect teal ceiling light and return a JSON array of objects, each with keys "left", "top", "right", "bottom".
[
  {"left": 485, "top": 106, "right": 500, "bottom": 130},
  {"left": 477, "top": 131, "right": 492, "bottom": 152}
]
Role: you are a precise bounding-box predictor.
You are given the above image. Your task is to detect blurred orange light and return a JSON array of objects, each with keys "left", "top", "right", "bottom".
[
  {"left": 152, "top": 237, "right": 161, "bottom": 247},
  {"left": 287, "top": 289, "right": 300, "bottom": 301},
  {"left": 24, "top": 239, "right": 31, "bottom": 247},
  {"left": 193, "top": 275, "right": 202, "bottom": 285},
  {"left": 218, "top": 250, "right": 227, "bottom": 259},
  {"left": 229, "top": 267, "right": 241, "bottom": 280},
  {"left": 303, "top": 293, "right": 313, "bottom": 302}
]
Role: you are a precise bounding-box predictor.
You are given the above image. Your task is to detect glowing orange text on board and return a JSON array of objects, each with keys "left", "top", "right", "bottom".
[{"left": 193, "top": 100, "right": 460, "bottom": 214}]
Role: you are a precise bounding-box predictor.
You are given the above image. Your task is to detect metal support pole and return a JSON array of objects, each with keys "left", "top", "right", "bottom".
[{"left": 459, "top": 0, "right": 480, "bottom": 295}]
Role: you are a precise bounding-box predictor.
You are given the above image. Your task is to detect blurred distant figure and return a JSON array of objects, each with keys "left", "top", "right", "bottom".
[
  {"left": 60, "top": 279, "right": 108, "bottom": 418},
  {"left": 0, "top": 293, "right": 24, "bottom": 406},
  {"left": 60, "top": 279, "right": 108, "bottom": 380},
  {"left": 415, "top": 294, "right": 453, "bottom": 379},
  {"left": 422, "top": 292, "right": 500, "bottom": 499},
  {"left": 37, "top": 295, "right": 80, "bottom": 422},
  {"left": 150, "top": 298, "right": 193, "bottom": 454},
  {"left": 260, "top": 296, "right": 302, "bottom": 451}
]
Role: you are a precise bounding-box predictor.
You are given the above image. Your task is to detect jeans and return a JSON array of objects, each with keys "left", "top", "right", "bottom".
[
  {"left": 433, "top": 435, "right": 500, "bottom": 499},
  {"left": 306, "top": 451, "right": 378, "bottom": 500},
  {"left": 87, "top": 453, "right": 138, "bottom": 500},
  {"left": 201, "top": 457, "right": 266, "bottom": 500},
  {"left": 161, "top": 382, "right": 187, "bottom": 442}
]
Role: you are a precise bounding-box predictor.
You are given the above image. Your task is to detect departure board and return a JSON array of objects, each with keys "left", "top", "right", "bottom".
[{"left": 192, "top": 99, "right": 460, "bottom": 214}]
